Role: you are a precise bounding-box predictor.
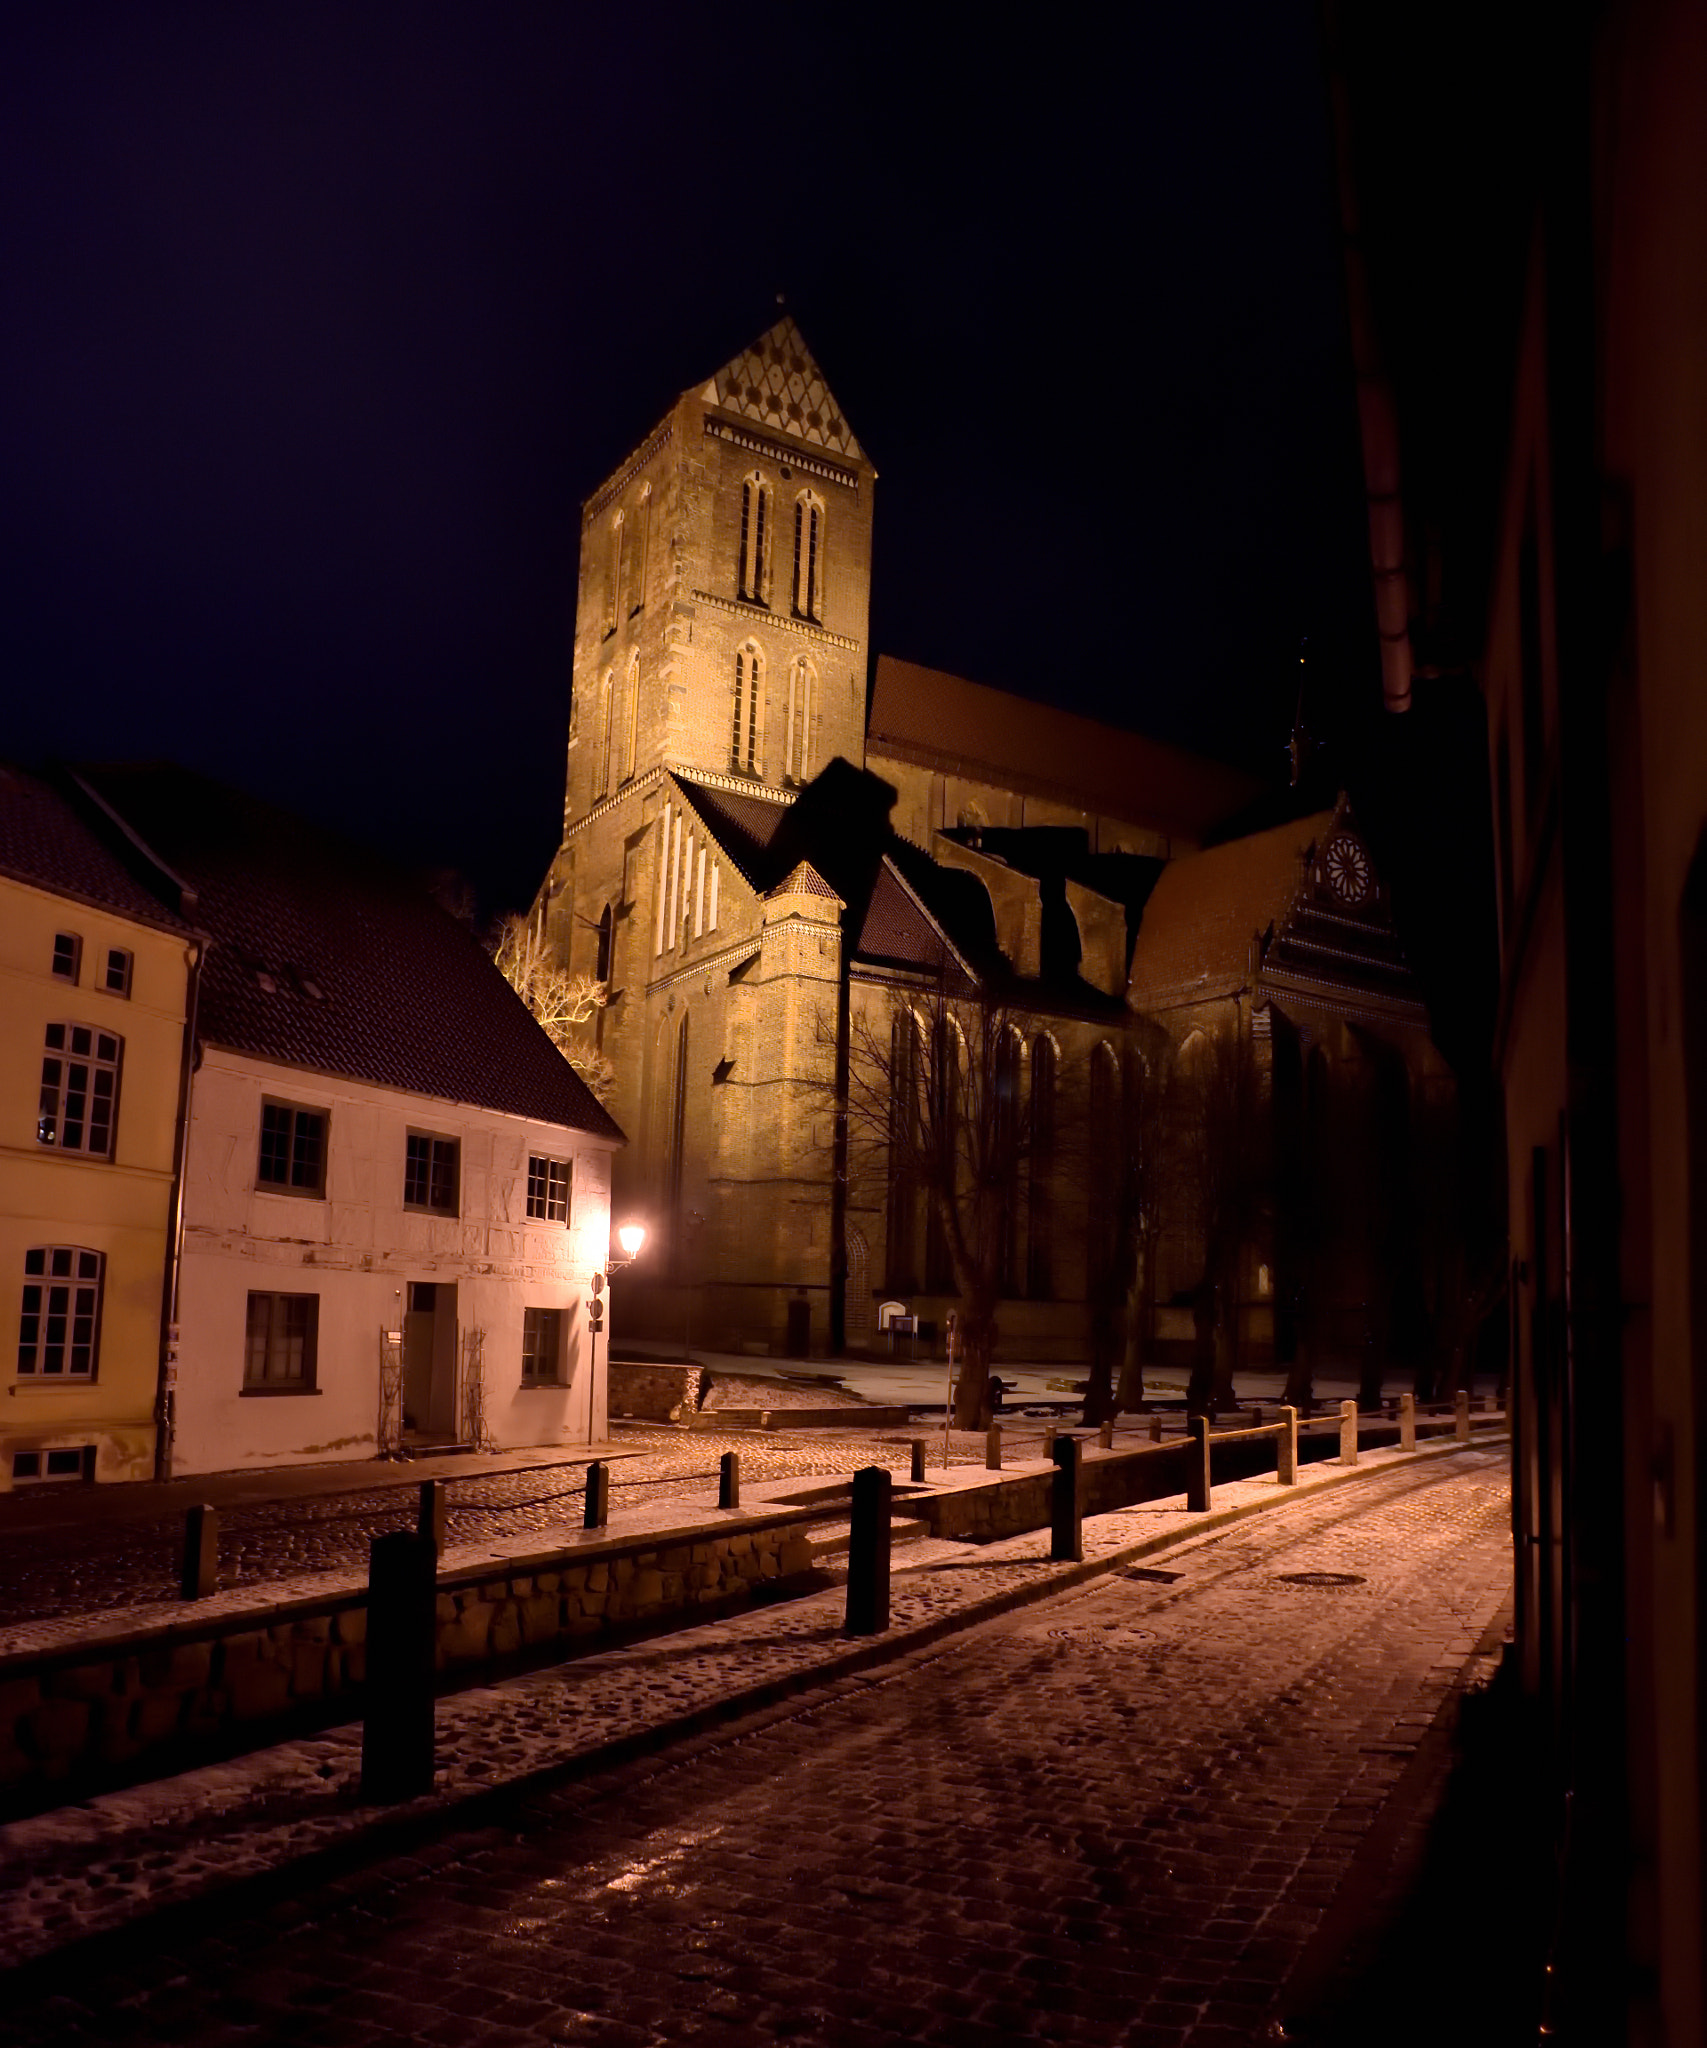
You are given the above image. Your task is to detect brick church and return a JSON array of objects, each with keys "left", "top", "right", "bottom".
[{"left": 530, "top": 319, "right": 1464, "bottom": 1380}]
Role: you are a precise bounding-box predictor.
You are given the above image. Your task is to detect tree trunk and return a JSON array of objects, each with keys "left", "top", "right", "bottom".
[
  {"left": 1186, "top": 1276, "right": 1216, "bottom": 1419},
  {"left": 1114, "top": 1240, "right": 1149, "bottom": 1414},
  {"left": 950, "top": 1309, "right": 997, "bottom": 1430}
]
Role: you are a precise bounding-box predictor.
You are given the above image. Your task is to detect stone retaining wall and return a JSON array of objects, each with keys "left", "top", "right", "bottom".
[
  {"left": 608, "top": 1361, "right": 704, "bottom": 1421},
  {"left": 0, "top": 1513, "right": 816, "bottom": 1819}
]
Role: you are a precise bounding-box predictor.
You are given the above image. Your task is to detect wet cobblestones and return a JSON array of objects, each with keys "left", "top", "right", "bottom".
[{"left": 1, "top": 1450, "right": 1512, "bottom": 2046}]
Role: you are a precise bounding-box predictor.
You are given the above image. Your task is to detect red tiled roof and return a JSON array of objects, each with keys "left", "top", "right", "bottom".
[
  {"left": 82, "top": 767, "right": 623, "bottom": 1141},
  {"left": 0, "top": 766, "right": 196, "bottom": 936},
  {"left": 1127, "top": 811, "right": 1332, "bottom": 1001},
  {"left": 853, "top": 858, "right": 961, "bottom": 976},
  {"left": 867, "top": 657, "right": 1260, "bottom": 844}
]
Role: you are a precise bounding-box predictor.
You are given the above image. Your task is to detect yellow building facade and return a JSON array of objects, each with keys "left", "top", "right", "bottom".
[{"left": 0, "top": 770, "right": 195, "bottom": 1489}]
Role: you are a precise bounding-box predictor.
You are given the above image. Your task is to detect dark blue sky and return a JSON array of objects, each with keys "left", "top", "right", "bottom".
[{"left": 1, "top": 3, "right": 1372, "bottom": 913}]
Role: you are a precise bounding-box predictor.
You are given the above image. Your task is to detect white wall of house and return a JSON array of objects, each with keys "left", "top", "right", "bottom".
[{"left": 171, "top": 1048, "right": 616, "bottom": 1476}]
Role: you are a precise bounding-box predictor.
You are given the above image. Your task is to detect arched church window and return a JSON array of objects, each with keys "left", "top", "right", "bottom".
[
  {"left": 784, "top": 656, "right": 816, "bottom": 783},
  {"left": 595, "top": 903, "right": 613, "bottom": 984},
  {"left": 1027, "top": 1034, "right": 1057, "bottom": 1298},
  {"left": 737, "top": 473, "right": 771, "bottom": 605},
  {"left": 604, "top": 513, "right": 623, "bottom": 638},
  {"left": 623, "top": 654, "right": 641, "bottom": 782},
  {"left": 596, "top": 670, "right": 614, "bottom": 798},
  {"left": 628, "top": 485, "right": 651, "bottom": 617},
  {"left": 792, "top": 493, "right": 824, "bottom": 621},
  {"left": 731, "top": 644, "right": 764, "bottom": 775}
]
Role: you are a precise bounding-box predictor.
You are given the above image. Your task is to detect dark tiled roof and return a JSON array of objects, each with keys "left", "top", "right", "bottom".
[
  {"left": 867, "top": 656, "right": 1260, "bottom": 844},
  {"left": 0, "top": 766, "right": 195, "bottom": 936},
  {"left": 82, "top": 767, "right": 624, "bottom": 1141},
  {"left": 1127, "top": 812, "right": 1331, "bottom": 1000},
  {"left": 672, "top": 778, "right": 791, "bottom": 892},
  {"left": 853, "top": 859, "right": 963, "bottom": 977}
]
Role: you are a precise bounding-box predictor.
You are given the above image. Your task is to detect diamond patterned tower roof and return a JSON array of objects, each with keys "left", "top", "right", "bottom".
[{"left": 700, "top": 317, "right": 862, "bottom": 459}]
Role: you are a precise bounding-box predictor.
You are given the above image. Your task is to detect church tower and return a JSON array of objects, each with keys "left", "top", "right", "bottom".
[
  {"left": 533, "top": 322, "right": 875, "bottom": 1288},
  {"left": 558, "top": 319, "right": 875, "bottom": 833}
]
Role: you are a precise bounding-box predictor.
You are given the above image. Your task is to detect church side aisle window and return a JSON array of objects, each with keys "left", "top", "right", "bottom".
[
  {"left": 792, "top": 493, "right": 824, "bottom": 621},
  {"left": 738, "top": 474, "right": 771, "bottom": 605}
]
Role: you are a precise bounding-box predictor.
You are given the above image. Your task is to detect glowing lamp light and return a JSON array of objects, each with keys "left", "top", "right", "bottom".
[{"left": 616, "top": 1223, "right": 647, "bottom": 1261}]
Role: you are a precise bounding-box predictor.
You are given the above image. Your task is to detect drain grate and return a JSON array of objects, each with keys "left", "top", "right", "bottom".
[
  {"left": 1120, "top": 1566, "right": 1182, "bottom": 1585},
  {"left": 1277, "top": 1571, "right": 1366, "bottom": 1588}
]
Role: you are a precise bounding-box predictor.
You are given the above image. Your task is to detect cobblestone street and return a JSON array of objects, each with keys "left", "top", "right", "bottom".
[{"left": 2, "top": 1449, "right": 1511, "bottom": 2046}]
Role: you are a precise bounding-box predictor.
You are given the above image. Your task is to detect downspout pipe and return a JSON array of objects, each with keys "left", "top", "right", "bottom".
[
  {"left": 1324, "top": 20, "right": 1415, "bottom": 714},
  {"left": 155, "top": 938, "right": 205, "bottom": 1481}
]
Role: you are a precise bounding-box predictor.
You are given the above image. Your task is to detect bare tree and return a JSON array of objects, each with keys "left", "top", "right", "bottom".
[
  {"left": 1079, "top": 1035, "right": 1175, "bottom": 1424},
  {"left": 1168, "top": 1021, "right": 1272, "bottom": 1418},
  {"left": 492, "top": 914, "right": 616, "bottom": 1104},
  {"left": 842, "top": 979, "right": 1051, "bottom": 1431}
]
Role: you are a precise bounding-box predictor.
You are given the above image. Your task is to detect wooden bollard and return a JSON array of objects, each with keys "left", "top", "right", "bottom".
[
  {"left": 417, "top": 1479, "right": 446, "bottom": 1558},
  {"left": 1097, "top": 1420, "right": 1113, "bottom": 1450},
  {"left": 985, "top": 1422, "right": 1003, "bottom": 1471},
  {"left": 1339, "top": 1400, "right": 1359, "bottom": 1465},
  {"left": 1277, "top": 1405, "right": 1298, "bottom": 1485},
  {"left": 910, "top": 1439, "right": 926, "bottom": 1484},
  {"left": 1042, "top": 1424, "right": 1057, "bottom": 1458},
  {"left": 1149, "top": 1411, "right": 1163, "bottom": 1442},
  {"left": 180, "top": 1503, "right": 218, "bottom": 1600},
  {"left": 361, "top": 1529, "right": 437, "bottom": 1802},
  {"left": 1399, "top": 1393, "right": 1416, "bottom": 1452},
  {"left": 718, "top": 1451, "right": 740, "bottom": 1509},
  {"left": 1187, "top": 1414, "right": 1212, "bottom": 1513},
  {"left": 1050, "top": 1436, "right": 1083, "bottom": 1562},
  {"left": 1454, "top": 1390, "right": 1471, "bottom": 1442},
  {"left": 583, "top": 1460, "right": 611, "bottom": 1529},
  {"left": 845, "top": 1465, "right": 891, "bottom": 1634}
]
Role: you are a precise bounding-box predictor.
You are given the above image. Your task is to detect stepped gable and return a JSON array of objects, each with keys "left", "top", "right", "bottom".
[
  {"left": 867, "top": 656, "right": 1260, "bottom": 843},
  {"left": 1127, "top": 811, "right": 1331, "bottom": 1000},
  {"left": 700, "top": 317, "right": 862, "bottom": 459},
  {"left": 80, "top": 765, "right": 623, "bottom": 1140},
  {"left": 0, "top": 764, "right": 196, "bottom": 935}
]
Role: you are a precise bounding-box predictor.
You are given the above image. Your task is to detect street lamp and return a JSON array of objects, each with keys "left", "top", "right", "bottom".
[{"left": 585, "top": 1222, "right": 647, "bottom": 1445}]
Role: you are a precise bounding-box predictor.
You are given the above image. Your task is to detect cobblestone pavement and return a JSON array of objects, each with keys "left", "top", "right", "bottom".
[
  {"left": 0, "top": 1421, "right": 1096, "bottom": 1630},
  {"left": 2, "top": 1449, "right": 1511, "bottom": 2046}
]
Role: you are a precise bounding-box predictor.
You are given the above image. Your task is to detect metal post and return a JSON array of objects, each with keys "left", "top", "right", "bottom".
[
  {"left": 1042, "top": 1424, "right": 1057, "bottom": 1458},
  {"left": 985, "top": 1422, "right": 1003, "bottom": 1471},
  {"left": 584, "top": 1459, "right": 611, "bottom": 1529},
  {"left": 1187, "top": 1414, "right": 1211, "bottom": 1513},
  {"left": 1097, "top": 1420, "right": 1113, "bottom": 1450},
  {"left": 942, "top": 1313, "right": 958, "bottom": 1471},
  {"left": 361, "top": 1529, "right": 436, "bottom": 1802},
  {"left": 1149, "top": 1411, "right": 1163, "bottom": 1442},
  {"left": 718, "top": 1451, "right": 740, "bottom": 1509},
  {"left": 1454, "top": 1389, "right": 1470, "bottom": 1442},
  {"left": 1050, "top": 1435, "right": 1083, "bottom": 1562},
  {"left": 417, "top": 1479, "right": 446, "bottom": 1557},
  {"left": 1339, "top": 1399, "right": 1359, "bottom": 1465},
  {"left": 910, "top": 1439, "right": 926, "bottom": 1484},
  {"left": 179, "top": 1503, "right": 218, "bottom": 1600},
  {"left": 1399, "top": 1393, "right": 1416, "bottom": 1452},
  {"left": 845, "top": 1465, "right": 892, "bottom": 1634},
  {"left": 1277, "top": 1405, "right": 1298, "bottom": 1485}
]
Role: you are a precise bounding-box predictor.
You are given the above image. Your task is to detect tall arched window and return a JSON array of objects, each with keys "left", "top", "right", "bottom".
[
  {"left": 627, "top": 484, "right": 651, "bottom": 617},
  {"left": 623, "top": 654, "right": 641, "bottom": 781},
  {"left": 596, "top": 670, "right": 614, "bottom": 797},
  {"left": 604, "top": 513, "right": 623, "bottom": 637},
  {"left": 1027, "top": 1034, "right": 1057, "bottom": 1298},
  {"left": 996, "top": 1028, "right": 1024, "bottom": 1296},
  {"left": 784, "top": 655, "right": 816, "bottom": 783},
  {"left": 792, "top": 493, "right": 824, "bottom": 621},
  {"left": 595, "top": 903, "right": 613, "bottom": 983},
  {"left": 737, "top": 473, "right": 771, "bottom": 605},
  {"left": 1087, "top": 1042, "right": 1121, "bottom": 1296},
  {"left": 731, "top": 643, "right": 764, "bottom": 774}
]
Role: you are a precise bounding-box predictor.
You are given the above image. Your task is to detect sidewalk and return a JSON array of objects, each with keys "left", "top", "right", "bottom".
[{"left": 0, "top": 1430, "right": 1506, "bottom": 1984}]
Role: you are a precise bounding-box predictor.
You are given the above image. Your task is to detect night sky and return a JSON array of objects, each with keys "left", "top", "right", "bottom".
[{"left": 1, "top": 4, "right": 1374, "bottom": 917}]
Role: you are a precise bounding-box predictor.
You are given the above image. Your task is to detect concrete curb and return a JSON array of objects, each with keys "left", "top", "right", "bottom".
[{"left": 0, "top": 1432, "right": 1508, "bottom": 1994}]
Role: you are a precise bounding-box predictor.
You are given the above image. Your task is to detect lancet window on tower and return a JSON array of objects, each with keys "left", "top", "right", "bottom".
[
  {"left": 628, "top": 485, "right": 651, "bottom": 617},
  {"left": 604, "top": 513, "right": 623, "bottom": 638},
  {"left": 596, "top": 670, "right": 615, "bottom": 797},
  {"left": 731, "top": 644, "right": 764, "bottom": 774},
  {"left": 737, "top": 473, "right": 771, "bottom": 605},
  {"left": 785, "top": 656, "right": 816, "bottom": 783},
  {"left": 622, "top": 655, "right": 640, "bottom": 782},
  {"left": 792, "top": 493, "right": 824, "bottom": 621}
]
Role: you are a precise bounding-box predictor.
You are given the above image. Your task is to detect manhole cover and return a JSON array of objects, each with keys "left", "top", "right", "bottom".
[
  {"left": 1120, "top": 1566, "right": 1182, "bottom": 1585},
  {"left": 1043, "top": 1623, "right": 1153, "bottom": 1648},
  {"left": 1277, "top": 1571, "right": 1366, "bottom": 1588}
]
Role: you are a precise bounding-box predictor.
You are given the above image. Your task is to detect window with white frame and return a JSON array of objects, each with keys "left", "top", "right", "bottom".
[
  {"left": 244, "top": 1291, "right": 318, "bottom": 1392},
  {"left": 101, "top": 947, "right": 133, "bottom": 997},
  {"left": 18, "top": 1247, "right": 103, "bottom": 1379},
  {"left": 521, "top": 1306, "right": 564, "bottom": 1387},
  {"left": 527, "top": 1154, "right": 571, "bottom": 1223},
  {"left": 37, "top": 1023, "right": 121, "bottom": 1158}
]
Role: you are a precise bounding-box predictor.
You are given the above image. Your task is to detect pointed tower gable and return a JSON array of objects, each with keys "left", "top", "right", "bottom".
[{"left": 700, "top": 317, "right": 863, "bottom": 459}]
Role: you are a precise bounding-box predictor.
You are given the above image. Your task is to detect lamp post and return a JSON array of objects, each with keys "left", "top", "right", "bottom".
[{"left": 587, "top": 1222, "right": 647, "bottom": 1445}]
